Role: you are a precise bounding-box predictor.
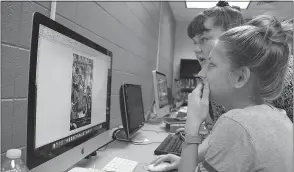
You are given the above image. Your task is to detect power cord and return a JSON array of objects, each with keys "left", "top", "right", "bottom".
[
  {"left": 96, "top": 143, "right": 109, "bottom": 151},
  {"left": 84, "top": 140, "right": 115, "bottom": 159},
  {"left": 131, "top": 141, "right": 162, "bottom": 145},
  {"left": 112, "top": 128, "right": 164, "bottom": 145},
  {"left": 112, "top": 128, "right": 143, "bottom": 143},
  {"left": 140, "top": 129, "right": 165, "bottom": 134},
  {"left": 96, "top": 139, "right": 115, "bottom": 151}
]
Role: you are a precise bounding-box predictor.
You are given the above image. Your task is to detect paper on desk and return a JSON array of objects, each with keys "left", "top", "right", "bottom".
[
  {"left": 178, "top": 106, "right": 187, "bottom": 113},
  {"left": 68, "top": 167, "right": 115, "bottom": 172}
]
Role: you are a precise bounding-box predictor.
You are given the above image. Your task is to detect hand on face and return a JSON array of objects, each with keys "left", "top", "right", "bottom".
[{"left": 185, "top": 81, "right": 210, "bottom": 136}]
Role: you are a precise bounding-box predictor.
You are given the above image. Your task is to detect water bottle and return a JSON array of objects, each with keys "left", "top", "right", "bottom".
[{"left": 2, "top": 149, "right": 28, "bottom": 172}]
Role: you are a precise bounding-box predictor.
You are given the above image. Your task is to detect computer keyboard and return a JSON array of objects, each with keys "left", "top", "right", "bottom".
[
  {"left": 101, "top": 157, "right": 138, "bottom": 172},
  {"left": 154, "top": 134, "right": 183, "bottom": 156}
]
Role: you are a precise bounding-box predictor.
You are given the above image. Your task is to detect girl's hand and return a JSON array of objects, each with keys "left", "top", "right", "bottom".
[
  {"left": 185, "top": 81, "right": 210, "bottom": 136},
  {"left": 149, "top": 154, "right": 180, "bottom": 171}
]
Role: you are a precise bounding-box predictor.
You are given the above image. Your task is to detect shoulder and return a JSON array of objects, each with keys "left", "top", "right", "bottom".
[
  {"left": 214, "top": 104, "right": 283, "bottom": 127},
  {"left": 209, "top": 110, "right": 255, "bottom": 146},
  {"left": 211, "top": 104, "right": 291, "bottom": 143},
  {"left": 210, "top": 105, "right": 269, "bottom": 142},
  {"left": 202, "top": 112, "right": 257, "bottom": 172},
  {"left": 211, "top": 108, "right": 248, "bottom": 132}
]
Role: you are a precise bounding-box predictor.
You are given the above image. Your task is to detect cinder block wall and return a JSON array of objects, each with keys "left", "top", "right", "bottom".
[
  {"left": 1, "top": 1, "right": 175, "bottom": 161},
  {"left": 158, "top": 2, "right": 176, "bottom": 88}
]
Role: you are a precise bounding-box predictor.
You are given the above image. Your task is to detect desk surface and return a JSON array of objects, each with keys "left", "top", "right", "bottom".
[{"left": 70, "top": 121, "right": 181, "bottom": 172}]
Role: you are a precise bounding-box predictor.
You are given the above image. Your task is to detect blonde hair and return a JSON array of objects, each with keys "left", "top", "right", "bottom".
[{"left": 219, "top": 14, "right": 293, "bottom": 100}]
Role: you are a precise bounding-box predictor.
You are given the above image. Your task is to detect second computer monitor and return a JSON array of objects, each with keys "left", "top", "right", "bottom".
[
  {"left": 119, "top": 84, "right": 145, "bottom": 140},
  {"left": 152, "top": 70, "right": 170, "bottom": 118}
]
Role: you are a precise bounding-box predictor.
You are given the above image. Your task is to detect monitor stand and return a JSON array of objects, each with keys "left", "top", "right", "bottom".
[
  {"left": 147, "top": 105, "right": 172, "bottom": 124},
  {"left": 114, "top": 129, "right": 148, "bottom": 143}
]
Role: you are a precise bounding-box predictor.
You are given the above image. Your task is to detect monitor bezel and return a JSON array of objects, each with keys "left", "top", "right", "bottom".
[
  {"left": 123, "top": 84, "right": 145, "bottom": 138},
  {"left": 27, "top": 12, "right": 113, "bottom": 170}
]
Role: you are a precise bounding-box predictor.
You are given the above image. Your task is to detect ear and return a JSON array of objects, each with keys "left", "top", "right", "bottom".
[{"left": 234, "top": 67, "right": 250, "bottom": 88}]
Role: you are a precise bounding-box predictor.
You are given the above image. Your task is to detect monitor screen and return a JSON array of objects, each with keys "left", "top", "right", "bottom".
[
  {"left": 124, "top": 84, "right": 145, "bottom": 135},
  {"left": 27, "top": 13, "right": 112, "bottom": 170},
  {"left": 35, "top": 24, "right": 109, "bottom": 148},
  {"left": 156, "top": 72, "right": 169, "bottom": 108},
  {"left": 174, "top": 79, "right": 181, "bottom": 100}
]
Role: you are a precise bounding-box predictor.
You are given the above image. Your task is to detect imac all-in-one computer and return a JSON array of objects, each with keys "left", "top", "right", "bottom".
[
  {"left": 26, "top": 12, "right": 113, "bottom": 172},
  {"left": 152, "top": 70, "right": 171, "bottom": 118},
  {"left": 114, "top": 84, "right": 145, "bottom": 142}
]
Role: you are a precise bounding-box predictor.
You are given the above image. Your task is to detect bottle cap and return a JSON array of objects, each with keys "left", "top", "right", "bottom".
[{"left": 6, "top": 149, "right": 22, "bottom": 159}]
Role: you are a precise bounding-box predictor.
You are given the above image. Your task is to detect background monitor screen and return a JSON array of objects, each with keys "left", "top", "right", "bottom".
[
  {"left": 155, "top": 72, "right": 169, "bottom": 108},
  {"left": 124, "top": 84, "right": 145, "bottom": 135},
  {"left": 180, "top": 59, "right": 201, "bottom": 77},
  {"left": 27, "top": 13, "right": 112, "bottom": 170}
]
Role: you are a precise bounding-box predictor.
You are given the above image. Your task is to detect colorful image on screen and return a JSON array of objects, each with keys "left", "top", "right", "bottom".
[
  {"left": 157, "top": 78, "right": 168, "bottom": 108},
  {"left": 70, "top": 53, "right": 93, "bottom": 130}
]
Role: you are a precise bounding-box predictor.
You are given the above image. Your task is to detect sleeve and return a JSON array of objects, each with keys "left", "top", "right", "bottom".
[{"left": 198, "top": 117, "right": 256, "bottom": 172}]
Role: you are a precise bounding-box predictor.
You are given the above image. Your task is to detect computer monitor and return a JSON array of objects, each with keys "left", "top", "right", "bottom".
[
  {"left": 26, "top": 12, "right": 113, "bottom": 172},
  {"left": 174, "top": 79, "right": 181, "bottom": 100},
  {"left": 116, "top": 84, "right": 145, "bottom": 141},
  {"left": 152, "top": 70, "right": 171, "bottom": 118},
  {"left": 180, "top": 59, "right": 201, "bottom": 77}
]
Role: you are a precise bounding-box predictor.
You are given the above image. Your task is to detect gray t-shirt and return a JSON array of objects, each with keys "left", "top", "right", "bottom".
[{"left": 198, "top": 104, "right": 293, "bottom": 172}]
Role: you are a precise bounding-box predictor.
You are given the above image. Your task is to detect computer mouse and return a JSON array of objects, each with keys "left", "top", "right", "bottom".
[{"left": 146, "top": 162, "right": 171, "bottom": 172}]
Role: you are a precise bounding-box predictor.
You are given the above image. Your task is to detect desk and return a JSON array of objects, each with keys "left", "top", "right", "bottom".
[{"left": 69, "top": 122, "right": 181, "bottom": 172}]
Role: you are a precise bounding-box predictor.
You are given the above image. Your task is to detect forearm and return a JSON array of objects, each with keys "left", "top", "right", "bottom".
[
  {"left": 198, "top": 134, "right": 210, "bottom": 163},
  {"left": 179, "top": 138, "right": 209, "bottom": 172},
  {"left": 179, "top": 124, "right": 201, "bottom": 172},
  {"left": 178, "top": 135, "right": 208, "bottom": 169},
  {"left": 179, "top": 143, "right": 199, "bottom": 172}
]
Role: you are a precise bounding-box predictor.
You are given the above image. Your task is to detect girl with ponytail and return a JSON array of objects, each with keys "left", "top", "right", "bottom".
[{"left": 188, "top": 14, "right": 293, "bottom": 172}]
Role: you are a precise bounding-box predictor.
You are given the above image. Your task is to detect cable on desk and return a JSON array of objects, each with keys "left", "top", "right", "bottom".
[
  {"left": 97, "top": 144, "right": 108, "bottom": 151},
  {"left": 131, "top": 141, "right": 162, "bottom": 145},
  {"left": 114, "top": 138, "right": 163, "bottom": 145},
  {"left": 113, "top": 128, "right": 165, "bottom": 146},
  {"left": 96, "top": 139, "right": 115, "bottom": 151},
  {"left": 115, "top": 137, "right": 141, "bottom": 143},
  {"left": 140, "top": 129, "right": 165, "bottom": 134},
  {"left": 113, "top": 130, "right": 163, "bottom": 145}
]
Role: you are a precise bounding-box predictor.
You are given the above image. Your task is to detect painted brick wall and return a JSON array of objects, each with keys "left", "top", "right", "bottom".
[{"left": 158, "top": 2, "right": 176, "bottom": 88}]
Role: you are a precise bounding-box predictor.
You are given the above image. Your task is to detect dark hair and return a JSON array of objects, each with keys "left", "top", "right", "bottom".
[
  {"left": 219, "top": 14, "right": 293, "bottom": 100},
  {"left": 216, "top": 1, "right": 229, "bottom": 7},
  {"left": 187, "top": 1, "right": 244, "bottom": 39}
]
